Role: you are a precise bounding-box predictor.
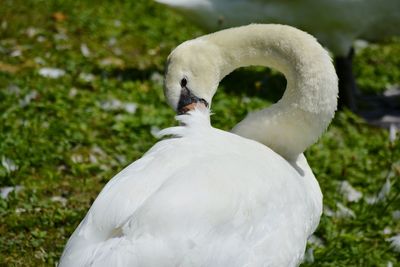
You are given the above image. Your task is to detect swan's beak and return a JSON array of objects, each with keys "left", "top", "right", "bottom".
[{"left": 177, "top": 87, "right": 208, "bottom": 114}]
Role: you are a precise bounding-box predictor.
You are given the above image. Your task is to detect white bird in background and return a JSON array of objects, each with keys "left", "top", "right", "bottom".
[
  {"left": 59, "top": 24, "right": 338, "bottom": 266},
  {"left": 156, "top": 0, "right": 400, "bottom": 110}
]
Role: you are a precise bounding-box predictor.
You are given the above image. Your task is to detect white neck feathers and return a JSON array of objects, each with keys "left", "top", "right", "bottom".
[{"left": 201, "top": 24, "right": 338, "bottom": 161}]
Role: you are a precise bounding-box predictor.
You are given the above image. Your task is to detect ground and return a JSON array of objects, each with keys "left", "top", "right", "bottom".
[{"left": 0, "top": 0, "right": 399, "bottom": 266}]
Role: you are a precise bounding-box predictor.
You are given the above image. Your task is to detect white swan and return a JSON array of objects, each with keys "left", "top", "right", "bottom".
[
  {"left": 156, "top": 0, "right": 399, "bottom": 109},
  {"left": 155, "top": 0, "right": 399, "bottom": 56},
  {"left": 59, "top": 24, "right": 338, "bottom": 267}
]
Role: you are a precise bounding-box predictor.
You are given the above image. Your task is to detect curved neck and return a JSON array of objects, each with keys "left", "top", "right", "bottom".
[{"left": 203, "top": 24, "right": 338, "bottom": 161}]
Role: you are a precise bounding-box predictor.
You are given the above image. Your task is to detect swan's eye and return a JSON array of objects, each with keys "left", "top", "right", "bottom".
[{"left": 180, "top": 78, "right": 187, "bottom": 87}]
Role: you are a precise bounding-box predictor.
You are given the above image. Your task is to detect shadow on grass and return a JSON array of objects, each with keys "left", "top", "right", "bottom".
[{"left": 219, "top": 67, "right": 286, "bottom": 103}]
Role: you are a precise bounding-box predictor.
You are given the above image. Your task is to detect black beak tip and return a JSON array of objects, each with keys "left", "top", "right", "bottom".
[
  {"left": 177, "top": 98, "right": 209, "bottom": 115},
  {"left": 177, "top": 86, "right": 209, "bottom": 114}
]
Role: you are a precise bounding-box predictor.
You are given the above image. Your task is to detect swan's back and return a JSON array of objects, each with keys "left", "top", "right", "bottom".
[{"left": 59, "top": 109, "right": 322, "bottom": 267}]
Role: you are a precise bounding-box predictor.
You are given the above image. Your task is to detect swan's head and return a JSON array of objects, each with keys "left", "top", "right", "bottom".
[{"left": 164, "top": 39, "right": 221, "bottom": 114}]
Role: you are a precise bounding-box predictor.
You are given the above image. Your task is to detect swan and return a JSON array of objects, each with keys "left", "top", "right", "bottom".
[
  {"left": 59, "top": 24, "right": 338, "bottom": 267},
  {"left": 155, "top": 0, "right": 400, "bottom": 110}
]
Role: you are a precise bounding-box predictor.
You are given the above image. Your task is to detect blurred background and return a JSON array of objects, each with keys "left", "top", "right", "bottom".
[{"left": 0, "top": 0, "right": 399, "bottom": 266}]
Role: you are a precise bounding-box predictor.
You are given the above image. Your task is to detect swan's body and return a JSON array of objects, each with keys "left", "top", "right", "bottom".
[
  {"left": 59, "top": 24, "right": 338, "bottom": 266},
  {"left": 59, "top": 110, "right": 322, "bottom": 266}
]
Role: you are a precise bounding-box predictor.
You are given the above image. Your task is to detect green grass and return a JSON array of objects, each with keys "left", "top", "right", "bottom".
[{"left": 0, "top": 0, "right": 399, "bottom": 266}]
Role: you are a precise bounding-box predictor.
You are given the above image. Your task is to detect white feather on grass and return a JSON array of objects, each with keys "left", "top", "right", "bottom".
[
  {"left": 388, "top": 234, "right": 400, "bottom": 252},
  {"left": 339, "top": 180, "right": 362, "bottom": 202}
]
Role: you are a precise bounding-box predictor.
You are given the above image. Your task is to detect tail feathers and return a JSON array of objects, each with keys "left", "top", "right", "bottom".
[{"left": 59, "top": 236, "right": 174, "bottom": 267}]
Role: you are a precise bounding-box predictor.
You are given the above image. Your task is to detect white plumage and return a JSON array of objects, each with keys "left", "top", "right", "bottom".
[
  {"left": 60, "top": 110, "right": 322, "bottom": 266},
  {"left": 59, "top": 24, "right": 338, "bottom": 266}
]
